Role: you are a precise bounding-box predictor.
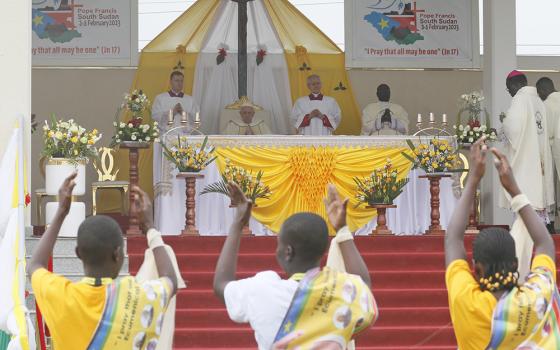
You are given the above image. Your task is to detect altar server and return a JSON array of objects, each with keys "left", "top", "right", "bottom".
[
  {"left": 291, "top": 75, "right": 341, "bottom": 136},
  {"left": 222, "top": 103, "right": 272, "bottom": 135},
  {"left": 501, "top": 70, "right": 555, "bottom": 279},
  {"left": 213, "top": 184, "right": 377, "bottom": 350},
  {"left": 28, "top": 176, "right": 178, "bottom": 350},
  {"left": 445, "top": 138, "right": 559, "bottom": 350},
  {"left": 151, "top": 71, "right": 199, "bottom": 127},
  {"left": 361, "top": 84, "right": 409, "bottom": 135}
]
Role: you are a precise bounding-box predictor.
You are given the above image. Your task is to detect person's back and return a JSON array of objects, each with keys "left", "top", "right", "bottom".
[
  {"left": 444, "top": 137, "right": 559, "bottom": 350},
  {"left": 28, "top": 175, "right": 178, "bottom": 350},
  {"left": 213, "top": 184, "right": 377, "bottom": 349}
]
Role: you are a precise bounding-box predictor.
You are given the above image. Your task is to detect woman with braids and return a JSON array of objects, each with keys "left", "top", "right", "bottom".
[{"left": 445, "top": 136, "right": 560, "bottom": 349}]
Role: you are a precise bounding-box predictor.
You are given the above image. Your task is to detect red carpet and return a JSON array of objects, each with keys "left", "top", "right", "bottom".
[{"left": 127, "top": 234, "right": 560, "bottom": 349}]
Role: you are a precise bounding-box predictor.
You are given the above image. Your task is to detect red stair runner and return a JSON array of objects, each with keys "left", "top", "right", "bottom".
[{"left": 127, "top": 235, "right": 560, "bottom": 349}]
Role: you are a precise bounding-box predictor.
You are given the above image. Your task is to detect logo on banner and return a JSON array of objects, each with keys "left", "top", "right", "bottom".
[
  {"left": 32, "top": 0, "right": 82, "bottom": 43},
  {"left": 364, "top": 0, "right": 424, "bottom": 45}
]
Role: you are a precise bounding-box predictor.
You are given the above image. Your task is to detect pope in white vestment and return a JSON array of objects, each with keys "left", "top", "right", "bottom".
[
  {"left": 290, "top": 75, "right": 341, "bottom": 136},
  {"left": 361, "top": 84, "right": 409, "bottom": 135},
  {"left": 152, "top": 71, "right": 200, "bottom": 234},
  {"left": 222, "top": 105, "right": 272, "bottom": 135},
  {"left": 502, "top": 71, "right": 555, "bottom": 280}
]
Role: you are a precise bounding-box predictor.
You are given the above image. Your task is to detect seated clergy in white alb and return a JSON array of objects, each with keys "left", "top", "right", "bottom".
[
  {"left": 291, "top": 75, "right": 341, "bottom": 136},
  {"left": 362, "top": 84, "right": 409, "bottom": 135},
  {"left": 151, "top": 71, "right": 200, "bottom": 127},
  {"left": 222, "top": 102, "right": 272, "bottom": 135}
]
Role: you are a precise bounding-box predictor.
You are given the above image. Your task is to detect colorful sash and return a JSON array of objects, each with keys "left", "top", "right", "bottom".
[
  {"left": 87, "top": 276, "right": 171, "bottom": 350},
  {"left": 274, "top": 267, "right": 378, "bottom": 349},
  {"left": 487, "top": 266, "right": 560, "bottom": 349}
]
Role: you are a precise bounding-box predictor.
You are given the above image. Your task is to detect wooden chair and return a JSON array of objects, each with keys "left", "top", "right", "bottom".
[{"left": 92, "top": 147, "right": 129, "bottom": 215}]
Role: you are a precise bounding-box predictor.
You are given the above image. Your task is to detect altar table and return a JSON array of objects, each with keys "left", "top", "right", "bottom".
[{"left": 154, "top": 136, "right": 458, "bottom": 236}]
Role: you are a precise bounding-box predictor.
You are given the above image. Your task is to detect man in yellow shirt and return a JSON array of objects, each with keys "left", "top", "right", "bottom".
[
  {"left": 28, "top": 174, "right": 178, "bottom": 350},
  {"left": 445, "top": 137, "right": 559, "bottom": 349}
]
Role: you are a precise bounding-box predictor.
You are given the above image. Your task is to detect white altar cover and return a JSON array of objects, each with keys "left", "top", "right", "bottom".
[{"left": 154, "top": 136, "right": 458, "bottom": 236}]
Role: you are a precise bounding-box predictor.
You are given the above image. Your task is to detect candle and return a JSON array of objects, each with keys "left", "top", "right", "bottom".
[
  {"left": 417, "top": 113, "right": 422, "bottom": 123},
  {"left": 181, "top": 111, "right": 187, "bottom": 122},
  {"left": 168, "top": 109, "right": 173, "bottom": 123},
  {"left": 442, "top": 113, "right": 447, "bottom": 123},
  {"left": 429, "top": 113, "right": 435, "bottom": 122},
  {"left": 195, "top": 112, "right": 200, "bottom": 123}
]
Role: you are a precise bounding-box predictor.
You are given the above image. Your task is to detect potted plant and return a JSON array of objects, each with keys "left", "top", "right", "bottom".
[
  {"left": 354, "top": 159, "right": 408, "bottom": 235},
  {"left": 200, "top": 159, "right": 271, "bottom": 205},
  {"left": 454, "top": 91, "right": 497, "bottom": 144},
  {"left": 42, "top": 116, "right": 102, "bottom": 196},
  {"left": 161, "top": 135, "right": 216, "bottom": 174}
]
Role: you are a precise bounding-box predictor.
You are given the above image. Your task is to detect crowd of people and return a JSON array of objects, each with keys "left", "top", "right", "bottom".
[{"left": 25, "top": 71, "right": 560, "bottom": 349}]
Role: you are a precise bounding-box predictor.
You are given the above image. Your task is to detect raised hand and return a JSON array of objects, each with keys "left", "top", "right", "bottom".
[
  {"left": 130, "top": 185, "right": 154, "bottom": 234},
  {"left": 324, "top": 184, "right": 349, "bottom": 231},
  {"left": 468, "top": 135, "right": 488, "bottom": 181},
  {"left": 227, "top": 182, "right": 252, "bottom": 226},
  {"left": 491, "top": 147, "right": 521, "bottom": 197},
  {"left": 58, "top": 172, "right": 77, "bottom": 216}
]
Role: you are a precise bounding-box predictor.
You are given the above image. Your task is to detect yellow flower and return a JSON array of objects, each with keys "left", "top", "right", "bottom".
[{"left": 71, "top": 136, "right": 79, "bottom": 143}]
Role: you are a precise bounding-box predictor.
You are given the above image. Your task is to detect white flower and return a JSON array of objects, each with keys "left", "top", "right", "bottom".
[
  {"left": 153, "top": 121, "right": 158, "bottom": 126},
  {"left": 120, "top": 122, "right": 125, "bottom": 128},
  {"left": 118, "top": 131, "right": 123, "bottom": 135},
  {"left": 131, "top": 135, "right": 137, "bottom": 140},
  {"left": 55, "top": 131, "right": 63, "bottom": 140},
  {"left": 469, "top": 137, "right": 474, "bottom": 143},
  {"left": 473, "top": 127, "right": 479, "bottom": 132},
  {"left": 113, "top": 121, "right": 118, "bottom": 127},
  {"left": 154, "top": 138, "right": 160, "bottom": 143},
  {"left": 459, "top": 125, "right": 464, "bottom": 131},
  {"left": 146, "top": 136, "right": 151, "bottom": 141},
  {"left": 152, "top": 132, "right": 158, "bottom": 137},
  {"left": 80, "top": 137, "right": 88, "bottom": 144},
  {"left": 128, "top": 123, "right": 133, "bottom": 128}
]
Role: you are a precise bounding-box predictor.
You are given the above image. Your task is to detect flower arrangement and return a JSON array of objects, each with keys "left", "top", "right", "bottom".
[
  {"left": 256, "top": 45, "right": 267, "bottom": 66},
  {"left": 42, "top": 116, "right": 102, "bottom": 161},
  {"left": 354, "top": 159, "right": 409, "bottom": 206},
  {"left": 200, "top": 159, "right": 271, "bottom": 203},
  {"left": 111, "top": 118, "right": 159, "bottom": 146},
  {"left": 123, "top": 89, "right": 150, "bottom": 119},
  {"left": 403, "top": 138, "right": 459, "bottom": 174},
  {"left": 455, "top": 91, "right": 495, "bottom": 144},
  {"left": 162, "top": 135, "right": 216, "bottom": 173},
  {"left": 453, "top": 122, "right": 497, "bottom": 144},
  {"left": 111, "top": 89, "right": 158, "bottom": 146}
]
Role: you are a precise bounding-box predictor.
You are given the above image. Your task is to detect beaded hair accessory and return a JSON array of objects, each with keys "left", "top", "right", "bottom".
[{"left": 479, "top": 271, "right": 519, "bottom": 292}]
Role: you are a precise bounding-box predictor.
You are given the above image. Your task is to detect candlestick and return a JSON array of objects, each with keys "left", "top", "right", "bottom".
[
  {"left": 195, "top": 112, "right": 200, "bottom": 123},
  {"left": 168, "top": 109, "right": 173, "bottom": 125},
  {"left": 417, "top": 113, "right": 422, "bottom": 123},
  {"left": 181, "top": 111, "right": 188, "bottom": 124},
  {"left": 442, "top": 113, "right": 448, "bottom": 124},
  {"left": 429, "top": 113, "right": 435, "bottom": 123}
]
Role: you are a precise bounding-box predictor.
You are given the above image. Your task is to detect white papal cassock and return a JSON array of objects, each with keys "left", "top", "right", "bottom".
[
  {"left": 222, "top": 119, "right": 272, "bottom": 135},
  {"left": 361, "top": 102, "right": 409, "bottom": 136},
  {"left": 544, "top": 91, "right": 560, "bottom": 177},
  {"left": 501, "top": 86, "right": 555, "bottom": 211},
  {"left": 152, "top": 91, "right": 200, "bottom": 235},
  {"left": 290, "top": 94, "right": 341, "bottom": 136}
]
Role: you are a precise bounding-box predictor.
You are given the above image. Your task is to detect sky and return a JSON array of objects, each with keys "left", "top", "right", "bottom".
[{"left": 139, "top": 0, "right": 560, "bottom": 56}]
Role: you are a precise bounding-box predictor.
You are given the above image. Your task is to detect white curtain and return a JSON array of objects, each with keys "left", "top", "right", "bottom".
[
  {"left": 155, "top": 164, "right": 458, "bottom": 236},
  {"left": 191, "top": 0, "right": 293, "bottom": 135}
]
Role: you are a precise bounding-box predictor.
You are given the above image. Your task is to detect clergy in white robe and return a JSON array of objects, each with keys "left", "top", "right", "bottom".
[
  {"left": 502, "top": 71, "right": 555, "bottom": 280},
  {"left": 152, "top": 71, "right": 200, "bottom": 234},
  {"left": 362, "top": 84, "right": 409, "bottom": 135},
  {"left": 151, "top": 71, "right": 200, "bottom": 128},
  {"left": 537, "top": 77, "right": 560, "bottom": 178},
  {"left": 222, "top": 105, "right": 272, "bottom": 135},
  {"left": 290, "top": 75, "right": 341, "bottom": 136}
]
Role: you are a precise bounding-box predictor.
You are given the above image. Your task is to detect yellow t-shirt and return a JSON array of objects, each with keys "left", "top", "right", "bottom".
[
  {"left": 32, "top": 268, "right": 172, "bottom": 350},
  {"left": 445, "top": 254, "right": 556, "bottom": 350}
]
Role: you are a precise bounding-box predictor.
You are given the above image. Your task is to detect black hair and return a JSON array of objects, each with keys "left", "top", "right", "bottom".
[
  {"left": 536, "top": 77, "right": 556, "bottom": 100},
  {"left": 170, "top": 70, "right": 184, "bottom": 80},
  {"left": 473, "top": 228, "right": 519, "bottom": 292},
  {"left": 279, "top": 213, "right": 329, "bottom": 264},
  {"left": 506, "top": 74, "right": 528, "bottom": 89},
  {"left": 77, "top": 215, "right": 124, "bottom": 266},
  {"left": 377, "top": 84, "right": 391, "bottom": 102}
]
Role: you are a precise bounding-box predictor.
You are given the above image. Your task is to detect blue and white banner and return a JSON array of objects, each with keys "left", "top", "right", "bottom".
[{"left": 345, "top": 0, "right": 479, "bottom": 69}]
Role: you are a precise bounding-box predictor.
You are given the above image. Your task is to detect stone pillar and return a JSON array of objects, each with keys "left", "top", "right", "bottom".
[{"left": 481, "top": 0, "right": 516, "bottom": 225}]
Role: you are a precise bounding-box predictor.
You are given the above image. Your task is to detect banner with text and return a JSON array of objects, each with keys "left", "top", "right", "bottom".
[
  {"left": 32, "top": 0, "right": 136, "bottom": 66},
  {"left": 345, "top": 0, "right": 479, "bottom": 69}
]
